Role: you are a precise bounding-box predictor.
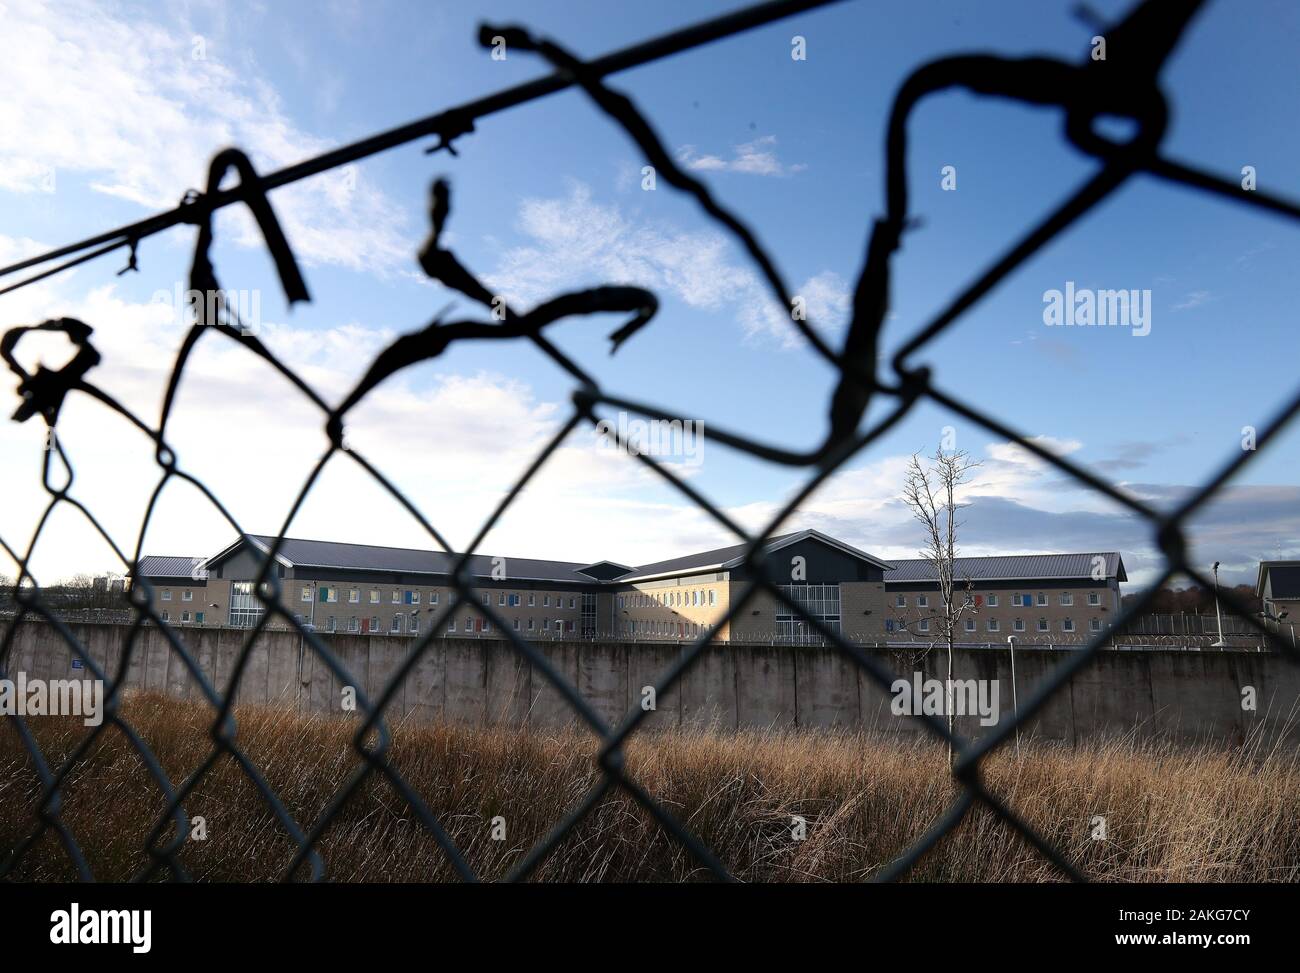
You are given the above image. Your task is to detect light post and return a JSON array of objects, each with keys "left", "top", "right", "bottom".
[
  {"left": 1006, "top": 634, "right": 1019, "bottom": 755},
  {"left": 1210, "top": 561, "right": 1227, "bottom": 648}
]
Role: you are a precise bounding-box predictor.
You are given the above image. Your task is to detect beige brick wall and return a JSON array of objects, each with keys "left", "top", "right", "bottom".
[{"left": 885, "top": 584, "right": 1119, "bottom": 640}]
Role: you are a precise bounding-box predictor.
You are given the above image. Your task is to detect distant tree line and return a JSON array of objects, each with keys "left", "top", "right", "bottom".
[{"left": 1121, "top": 584, "right": 1261, "bottom": 617}]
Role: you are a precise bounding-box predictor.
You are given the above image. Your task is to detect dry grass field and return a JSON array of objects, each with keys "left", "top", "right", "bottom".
[{"left": 2, "top": 691, "right": 1298, "bottom": 882}]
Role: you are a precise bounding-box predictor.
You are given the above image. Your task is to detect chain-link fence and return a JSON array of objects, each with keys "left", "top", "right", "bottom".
[{"left": 2, "top": 0, "right": 1298, "bottom": 883}]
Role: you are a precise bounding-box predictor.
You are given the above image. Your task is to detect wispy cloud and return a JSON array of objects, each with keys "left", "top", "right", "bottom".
[
  {"left": 1172, "top": 290, "right": 1212, "bottom": 311},
  {"left": 484, "top": 183, "right": 848, "bottom": 347},
  {"left": 674, "top": 136, "right": 806, "bottom": 177},
  {"left": 0, "top": 0, "right": 412, "bottom": 274}
]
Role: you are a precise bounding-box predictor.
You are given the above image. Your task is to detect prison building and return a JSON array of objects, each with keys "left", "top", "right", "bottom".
[
  {"left": 1256, "top": 561, "right": 1300, "bottom": 623},
  {"left": 129, "top": 530, "right": 895, "bottom": 640},
  {"left": 882, "top": 553, "right": 1127, "bottom": 640},
  {"left": 133, "top": 555, "right": 210, "bottom": 625}
]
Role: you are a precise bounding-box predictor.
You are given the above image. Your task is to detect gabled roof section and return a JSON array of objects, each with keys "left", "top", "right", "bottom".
[
  {"left": 575, "top": 560, "right": 635, "bottom": 581},
  {"left": 885, "top": 553, "right": 1127, "bottom": 584},
  {"left": 206, "top": 535, "right": 597, "bottom": 584},
  {"left": 134, "top": 555, "right": 206, "bottom": 579},
  {"left": 620, "top": 530, "right": 893, "bottom": 583},
  {"left": 1257, "top": 561, "right": 1300, "bottom": 600}
]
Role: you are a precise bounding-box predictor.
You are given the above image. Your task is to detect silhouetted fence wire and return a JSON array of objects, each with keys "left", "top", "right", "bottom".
[{"left": 2, "top": 0, "right": 1299, "bottom": 883}]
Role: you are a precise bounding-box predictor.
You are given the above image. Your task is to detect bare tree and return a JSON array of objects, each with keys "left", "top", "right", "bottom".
[{"left": 900, "top": 446, "right": 981, "bottom": 766}]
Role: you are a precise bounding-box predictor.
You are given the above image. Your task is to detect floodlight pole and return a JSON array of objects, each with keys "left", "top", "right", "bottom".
[{"left": 1211, "top": 561, "right": 1227, "bottom": 648}]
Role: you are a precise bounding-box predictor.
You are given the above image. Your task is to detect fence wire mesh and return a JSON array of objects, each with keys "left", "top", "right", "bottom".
[{"left": 2, "top": 0, "right": 1299, "bottom": 883}]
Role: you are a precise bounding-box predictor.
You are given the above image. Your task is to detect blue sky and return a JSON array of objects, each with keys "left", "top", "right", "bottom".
[{"left": 1, "top": 0, "right": 1297, "bottom": 586}]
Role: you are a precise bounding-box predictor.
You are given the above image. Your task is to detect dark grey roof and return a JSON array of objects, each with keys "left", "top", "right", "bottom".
[
  {"left": 885, "top": 553, "right": 1126, "bottom": 583},
  {"left": 227, "top": 535, "right": 596, "bottom": 584},
  {"left": 627, "top": 533, "right": 799, "bottom": 580},
  {"left": 135, "top": 555, "right": 206, "bottom": 579},
  {"left": 1261, "top": 563, "right": 1300, "bottom": 600}
]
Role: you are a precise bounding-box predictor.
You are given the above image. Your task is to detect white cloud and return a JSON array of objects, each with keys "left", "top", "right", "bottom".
[
  {"left": 675, "top": 136, "right": 806, "bottom": 177},
  {"left": 0, "top": 0, "right": 411, "bottom": 274},
  {"left": 485, "top": 183, "right": 849, "bottom": 347}
]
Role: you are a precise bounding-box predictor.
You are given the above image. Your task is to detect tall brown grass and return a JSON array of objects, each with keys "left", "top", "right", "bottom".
[{"left": 2, "top": 691, "right": 1297, "bottom": 882}]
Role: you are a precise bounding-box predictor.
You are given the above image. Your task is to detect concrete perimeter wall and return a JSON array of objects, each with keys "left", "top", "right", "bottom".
[{"left": 4, "top": 621, "right": 1299, "bottom": 745}]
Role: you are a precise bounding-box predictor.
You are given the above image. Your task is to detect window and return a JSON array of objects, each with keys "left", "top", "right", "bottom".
[
  {"left": 917, "top": 594, "right": 928, "bottom": 608},
  {"left": 528, "top": 618, "right": 535, "bottom": 631},
  {"left": 1037, "top": 618, "right": 1049, "bottom": 632},
  {"left": 1011, "top": 593, "right": 1022, "bottom": 606},
  {"left": 1014, "top": 618, "right": 1025, "bottom": 632},
  {"left": 369, "top": 590, "right": 379, "bottom": 604},
  {"left": 544, "top": 595, "right": 551, "bottom": 607},
  {"left": 349, "top": 588, "right": 359, "bottom": 603},
  {"left": 182, "top": 590, "right": 193, "bottom": 602},
  {"left": 569, "top": 597, "right": 576, "bottom": 609},
  {"left": 195, "top": 612, "right": 204, "bottom": 624},
  {"left": 349, "top": 617, "right": 359, "bottom": 633},
  {"left": 429, "top": 591, "right": 439, "bottom": 604},
  {"left": 411, "top": 591, "right": 420, "bottom": 605},
  {"left": 528, "top": 593, "right": 536, "bottom": 607},
  {"left": 481, "top": 593, "right": 489, "bottom": 606},
  {"left": 513, "top": 618, "right": 520, "bottom": 631},
  {"left": 370, "top": 616, "right": 379, "bottom": 632},
  {"left": 499, "top": 592, "right": 506, "bottom": 606},
  {"left": 1062, "top": 618, "right": 1075, "bottom": 632},
  {"left": 465, "top": 616, "right": 474, "bottom": 631},
  {"left": 617, "top": 596, "right": 624, "bottom": 609},
  {"left": 1088, "top": 592, "right": 1100, "bottom": 606},
  {"left": 709, "top": 590, "right": 717, "bottom": 606},
  {"left": 895, "top": 594, "right": 906, "bottom": 607},
  {"left": 326, "top": 616, "right": 336, "bottom": 633},
  {"left": 447, "top": 617, "right": 456, "bottom": 633},
  {"left": 1089, "top": 617, "right": 1101, "bottom": 632},
  {"left": 1060, "top": 592, "right": 1073, "bottom": 606},
  {"left": 987, "top": 594, "right": 998, "bottom": 607},
  {"left": 391, "top": 590, "right": 400, "bottom": 604},
  {"left": 410, "top": 616, "right": 420, "bottom": 635},
  {"left": 162, "top": 590, "right": 173, "bottom": 601},
  {"left": 161, "top": 610, "right": 170, "bottom": 621},
  {"left": 391, "top": 614, "right": 402, "bottom": 634},
  {"left": 987, "top": 618, "right": 1000, "bottom": 632},
  {"left": 964, "top": 618, "right": 975, "bottom": 632},
  {"left": 1036, "top": 592, "right": 1047, "bottom": 606},
  {"left": 324, "top": 587, "right": 338, "bottom": 603},
  {"left": 918, "top": 618, "right": 930, "bottom": 632},
  {"left": 543, "top": 618, "right": 550, "bottom": 630},
  {"left": 181, "top": 611, "right": 191, "bottom": 622}
]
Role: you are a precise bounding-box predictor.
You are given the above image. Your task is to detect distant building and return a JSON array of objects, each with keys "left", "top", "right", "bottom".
[
  {"left": 129, "top": 533, "right": 1126, "bottom": 643},
  {"left": 883, "top": 553, "right": 1127, "bottom": 640},
  {"left": 1256, "top": 560, "right": 1300, "bottom": 623}
]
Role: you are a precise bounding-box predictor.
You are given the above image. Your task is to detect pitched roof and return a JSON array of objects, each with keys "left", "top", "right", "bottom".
[
  {"left": 209, "top": 535, "right": 597, "bottom": 584},
  {"left": 134, "top": 555, "right": 206, "bottom": 579},
  {"left": 621, "top": 529, "right": 894, "bottom": 582},
  {"left": 885, "top": 553, "right": 1126, "bottom": 583},
  {"left": 1257, "top": 561, "right": 1300, "bottom": 600}
]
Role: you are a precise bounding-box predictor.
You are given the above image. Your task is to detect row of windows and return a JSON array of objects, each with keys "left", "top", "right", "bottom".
[
  {"left": 302, "top": 586, "right": 577, "bottom": 609},
  {"left": 894, "top": 591, "right": 1104, "bottom": 609},
  {"left": 897, "top": 616, "right": 1107, "bottom": 634},
  {"left": 159, "top": 590, "right": 194, "bottom": 601},
  {"left": 160, "top": 610, "right": 202, "bottom": 623},
  {"left": 619, "top": 589, "right": 718, "bottom": 610},
  {"left": 619, "top": 620, "right": 712, "bottom": 637},
  {"left": 301, "top": 614, "right": 579, "bottom": 635}
]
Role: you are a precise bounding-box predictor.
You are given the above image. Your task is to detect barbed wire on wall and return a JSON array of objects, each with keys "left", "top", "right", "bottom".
[{"left": 2, "top": 0, "right": 1299, "bottom": 883}]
